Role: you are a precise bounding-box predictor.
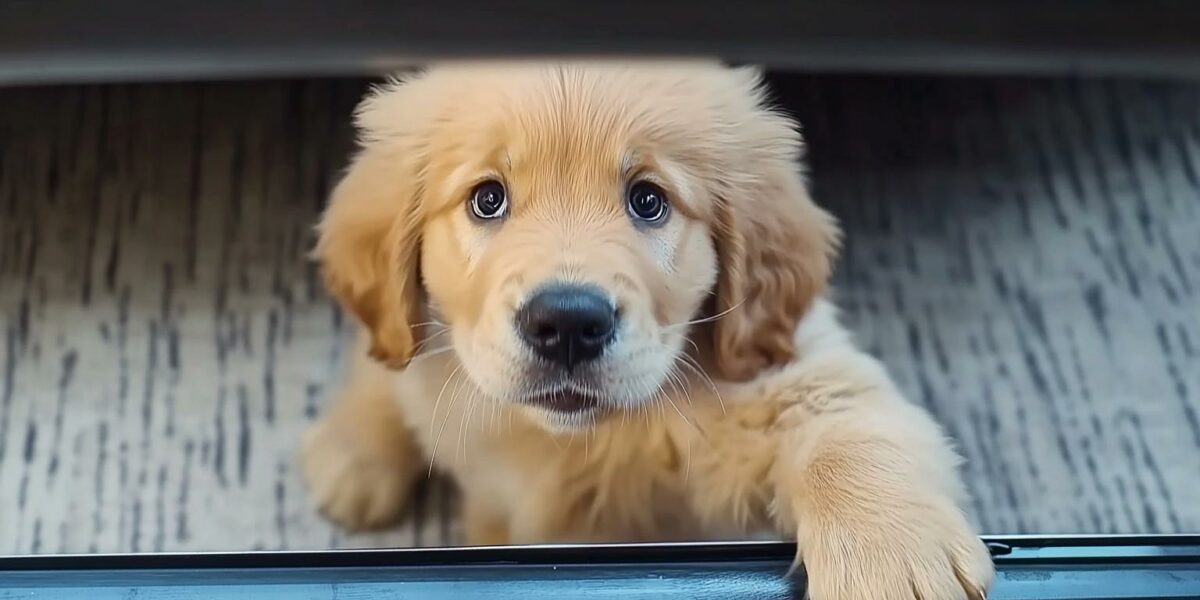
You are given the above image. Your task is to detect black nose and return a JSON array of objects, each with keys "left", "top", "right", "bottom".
[{"left": 516, "top": 285, "right": 618, "bottom": 370}]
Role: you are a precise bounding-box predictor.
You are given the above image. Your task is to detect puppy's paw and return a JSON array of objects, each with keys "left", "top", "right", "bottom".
[
  {"left": 799, "top": 505, "right": 994, "bottom": 600},
  {"left": 302, "top": 417, "right": 420, "bottom": 531}
]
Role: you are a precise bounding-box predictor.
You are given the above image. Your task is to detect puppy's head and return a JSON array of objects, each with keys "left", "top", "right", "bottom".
[{"left": 317, "top": 62, "right": 838, "bottom": 431}]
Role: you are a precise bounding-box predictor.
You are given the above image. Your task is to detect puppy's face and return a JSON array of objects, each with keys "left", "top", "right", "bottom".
[
  {"left": 419, "top": 91, "right": 719, "bottom": 430},
  {"left": 318, "top": 62, "right": 838, "bottom": 431}
]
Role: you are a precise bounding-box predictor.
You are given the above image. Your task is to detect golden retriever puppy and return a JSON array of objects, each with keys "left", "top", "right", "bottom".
[{"left": 302, "top": 61, "right": 993, "bottom": 599}]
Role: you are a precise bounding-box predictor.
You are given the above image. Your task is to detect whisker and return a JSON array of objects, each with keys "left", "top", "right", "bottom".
[
  {"left": 428, "top": 367, "right": 469, "bottom": 475},
  {"left": 413, "top": 342, "right": 452, "bottom": 357},
  {"left": 409, "top": 345, "right": 456, "bottom": 364},
  {"left": 677, "top": 354, "right": 726, "bottom": 416},
  {"left": 664, "top": 367, "right": 704, "bottom": 437},
  {"left": 664, "top": 298, "right": 747, "bottom": 331},
  {"left": 411, "top": 329, "right": 453, "bottom": 356},
  {"left": 672, "top": 360, "right": 715, "bottom": 451},
  {"left": 428, "top": 364, "right": 463, "bottom": 443},
  {"left": 489, "top": 396, "right": 499, "bottom": 436},
  {"left": 668, "top": 364, "right": 697, "bottom": 409},
  {"left": 663, "top": 379, "right": 693, "bottom": 428},
  {"left": 457, "top": 388, "right": 479, "bottom": 463},
  {"left": 684, "top": 436, "right": 692, "bottom": 484},
  {"left": 409, "top": 320, "right": 450, "bottom": 329},
  {"left": 463, "top": 382, "right": 483, "bottom": 461},
  {"left": 651, "top": 380, "right": 670, "bottom": 422},
  {"left": 460, "top": 383, "right": 483, "bottom": 463}
]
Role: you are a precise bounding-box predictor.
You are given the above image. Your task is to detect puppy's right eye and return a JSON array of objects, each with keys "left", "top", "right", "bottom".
[
  {"left": 626, "top": 182, "right": 669, "bottom": 226},
  {"left": 469, "top": 181, "right": 508, "bottom": 220}
]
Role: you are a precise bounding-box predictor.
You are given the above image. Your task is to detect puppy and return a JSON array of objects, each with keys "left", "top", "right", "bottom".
[{"left": 303, "top": 61, "right": 993, "bottom": 599}]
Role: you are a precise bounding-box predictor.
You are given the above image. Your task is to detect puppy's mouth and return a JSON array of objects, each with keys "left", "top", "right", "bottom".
[{"left": 520, "top": 387, "right": 602, "bottom": 414}]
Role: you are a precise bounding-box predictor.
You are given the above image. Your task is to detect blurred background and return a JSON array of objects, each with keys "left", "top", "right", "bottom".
[{"left": 1, "top": 0, "right": 1198, "bottom": 554}]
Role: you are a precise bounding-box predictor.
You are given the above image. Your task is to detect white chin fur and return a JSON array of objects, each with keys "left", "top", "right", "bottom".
[{"left": 522, "top": 405, "right": 603, "bottom": 433}]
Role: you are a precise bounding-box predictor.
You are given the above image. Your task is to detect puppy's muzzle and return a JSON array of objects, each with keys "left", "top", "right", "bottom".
[{"left": 515, "top": 284, "right": 618, "bottom": 371}]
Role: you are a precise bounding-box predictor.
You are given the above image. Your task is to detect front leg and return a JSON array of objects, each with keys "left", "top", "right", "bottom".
[
  {"left": 767, "top": 353, "right": 994, "bottom": 600},
  {"left": 303, "top": 335, "right": 425, "bottom": 530}
]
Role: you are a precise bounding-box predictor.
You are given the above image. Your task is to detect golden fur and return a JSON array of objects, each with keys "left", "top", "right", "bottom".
[{"left": 303, "top": 61, "right": 993, "bottom": 599}]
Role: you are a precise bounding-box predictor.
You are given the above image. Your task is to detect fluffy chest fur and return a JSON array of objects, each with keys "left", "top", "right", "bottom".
[{"left": 390, "top": 303, "right": 856, "bottom": 544}]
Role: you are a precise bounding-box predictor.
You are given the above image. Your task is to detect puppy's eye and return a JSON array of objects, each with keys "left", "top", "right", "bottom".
[
  {"left": 469, "top": 180, "right": 508, "bottom": 220},
  {"left": 627, "top": 182, "right": 669, "bottom": 225}
]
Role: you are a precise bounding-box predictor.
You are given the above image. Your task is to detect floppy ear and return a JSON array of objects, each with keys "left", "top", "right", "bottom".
[
  {"left": 316, "top": 147, "right": 424, "bottom": 369},
  {"left": 315, "top": 81, "right": 431, "bottom": 369},
  {"left": 710, "top": 98, "right": 840, "bottom": 381}
]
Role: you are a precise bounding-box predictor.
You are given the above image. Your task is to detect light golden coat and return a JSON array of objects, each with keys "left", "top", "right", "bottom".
[{"left": 303, "top": 61, "right": 993, "bottom": 600}]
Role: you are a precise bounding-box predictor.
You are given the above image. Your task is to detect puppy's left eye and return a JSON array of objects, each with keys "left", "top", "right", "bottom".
[
  {"left": 627, "top": 182, "right": 669, "bottom": 225},
  {"left": 469, "top": 180, "right": 509, "bottom": 220}
]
